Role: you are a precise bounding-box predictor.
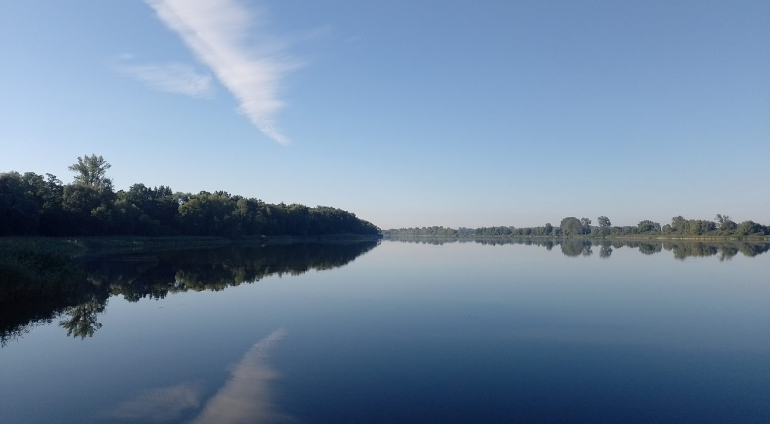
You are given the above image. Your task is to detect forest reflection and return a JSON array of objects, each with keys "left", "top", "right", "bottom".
[
  {"left": 386, "top": 237, "right": 770, "bottom": 260},
  {"left": 3, "top": 238, "right": 767, "bottom": 346},
  {"left": 1, "top": 240, "right": 379, "bottom": 345}
]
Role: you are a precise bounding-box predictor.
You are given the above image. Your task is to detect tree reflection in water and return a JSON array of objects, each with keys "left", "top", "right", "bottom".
[
  {"left": 2, "top": 238, "right": 768, "bottom": 345},
  {"left": 58, "top": 294, "right": 107, "bottom": 339},
  {"left": 1, "top": 240, "right": 379, "bottom": 344},
  {"left": 387, "top": 236, "right": 770, "bottom": 261}
]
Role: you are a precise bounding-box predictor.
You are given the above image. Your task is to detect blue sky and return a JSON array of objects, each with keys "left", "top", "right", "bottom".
[{"left": 1, "top": 0, "right": 768, "bottom": 229}]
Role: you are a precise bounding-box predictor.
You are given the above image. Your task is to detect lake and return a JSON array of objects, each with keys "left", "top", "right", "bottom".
[{"left": 1, "top": 239, "right": 769, "bottom": 423}]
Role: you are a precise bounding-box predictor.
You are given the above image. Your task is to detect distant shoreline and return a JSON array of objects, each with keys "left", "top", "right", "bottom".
[{"left": 382, "top": 234, "right": 770, "bottom": 242}]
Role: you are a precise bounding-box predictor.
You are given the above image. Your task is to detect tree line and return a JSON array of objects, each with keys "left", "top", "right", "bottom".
[
  {"left": 0, "top": 155, "right": 380, "bottom": 238},
  {"left": 383, "top": 214, "right": 769, "bottom": 238}
]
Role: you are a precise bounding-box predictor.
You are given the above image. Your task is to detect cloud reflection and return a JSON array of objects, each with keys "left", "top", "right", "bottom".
[
  {"left": 190, "top": 328, "right": 294, "bottom": 424},
  {"left": 95, "top": 381, "right": 203, "bottom": 422},
  {"left": 96, "top": 329, "right": 290, "bottom": 423}
]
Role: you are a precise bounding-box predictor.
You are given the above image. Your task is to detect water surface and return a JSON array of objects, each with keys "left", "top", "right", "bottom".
[{"left": 1, "top": 239, "right": 769, "bottom": 423}]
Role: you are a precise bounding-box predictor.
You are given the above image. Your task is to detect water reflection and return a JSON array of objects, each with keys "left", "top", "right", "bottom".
[
  {"left": 86, "top": 241, "right": 380, "bottom": 301},
  {"left": 560, "top": 239, "right": 593, "bottom": 257},
  {"left": 95, "top": 382, "right": 203, "bottom": 422},
  {"left": 190, "top": 329, "right": 292, "bottom": 424},
  {"left": 96, "top": 329, "right": 289, "bottom": 424},
  {"left": 385, "top": 236, "right": 770, "bottom": 260},
  {"left": 3, "top": 238, "right": 767, "bottom": 346},
  {"left": 58, "top": 294, "right": 107, "bottom": 339},
  {"left": 1, "top": 241, "right": 378, "bottom": 345}
]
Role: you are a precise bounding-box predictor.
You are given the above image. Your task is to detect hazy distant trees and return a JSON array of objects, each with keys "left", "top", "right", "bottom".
[
  {"left": 666, "top": 217, "right": 716, "bottom": 236},
  {"left": 715, "top": 214, "right": 737, "bottom": 231},
  {"left": 637, "top": 220, "right": 661, "bottom": 233},
  {"left": 670, "top": 218, "right": 684, "bottom": 234},
  {"left": 593, "top": 216, "right": 612, "bottom": 237},
  {"left": 385, "top": 223, "right": 561, "bottom": 238},
  {"left": 0, "top": 156, "right": 380, "bottom": 238},
  {"left": 560, "top": 217, "right": 583, "bottom": 236},
  {"left": 383, "top": 213, "right": 769, "bottom": 240},
  {"left": 736, "top": 220, "right": 762, "bottom": 236}
]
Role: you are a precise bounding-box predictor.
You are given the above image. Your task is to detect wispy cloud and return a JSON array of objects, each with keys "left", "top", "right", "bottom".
[
  {"left": 115, "top": 57, "right": 214, "bottom": 97},
  {"left": 144, "top": 0, "right": 301, "bottom": 145}
]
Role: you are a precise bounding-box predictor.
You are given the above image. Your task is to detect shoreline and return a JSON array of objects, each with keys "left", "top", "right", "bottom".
[
  {"left": 382, "top": 235, "right": 770, "bottom": 242},
  {"left": 0, "top": 234, "right": 383, "bottom": 257}
]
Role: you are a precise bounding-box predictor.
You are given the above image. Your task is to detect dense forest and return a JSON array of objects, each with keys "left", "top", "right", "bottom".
[
  {"left": 0, "top": 155, "right": 380, "bottom": 238},
  {"left": 383, "top": 214, "right": 770, "bottom": 239}
]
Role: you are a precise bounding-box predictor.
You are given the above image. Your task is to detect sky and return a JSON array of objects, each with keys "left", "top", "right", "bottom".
[{"left": 1, "top": 0, "right": 768, "bottom": 229}]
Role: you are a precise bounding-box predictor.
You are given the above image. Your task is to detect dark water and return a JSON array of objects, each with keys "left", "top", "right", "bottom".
[{"left": 1, "top": 239, "right": 769, "bottom": 424}]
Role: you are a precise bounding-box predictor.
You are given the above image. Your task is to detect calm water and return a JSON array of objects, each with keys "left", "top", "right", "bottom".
[{"left": 2, "top": 239, "right": 769, "bottom": 423}]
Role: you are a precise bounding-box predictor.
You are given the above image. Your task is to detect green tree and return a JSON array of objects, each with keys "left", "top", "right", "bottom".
[
  {"left": 0, "top": 172, "right": 40, "bottom": 235},
  {"left": 687, "top": 220, "right": 716, "bottom": 235},
  {"left": 736, "top": 220, "right": 762, "bottom": 236},
  {"left": 715, "top": 214, "right": 737, "bottom": 232},
  {"left": 671, "top": 216, "right": 687, "bottom": 233},
  {"left": 38, "top": 174, "right": 66, "bottom": 235},
  {"left": 638, "top": 220, "right": 661, "bottom": 233},
  {"left": 62, "top": 184, "right": 104, "bottom": 234},
  {"left": 69, "top": 155, "right": 112, "bottom": 189},
  {"left": 560, "top": 217, "right": 583, "bottom": 236},
  {"left": 597, "top": 216, "right": 611, "bottom": 228},
  {"left": 580, "top": 217, "right": 592, "bottom": 235}
]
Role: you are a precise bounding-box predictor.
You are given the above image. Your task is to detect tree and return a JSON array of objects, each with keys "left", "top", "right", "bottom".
[
  {"left": 62, "top": 184, "right": 104, "bottom": 234},
  {"left": 687, "top": 220, "right": 715, "bottom": 235},
  {"left": 671, "top": 216, "right": 687, "bottom": 233},
  {"left": 597, "top": 216, "right": 611, "bottom": 228},
  {"left": 560, "top": 217, "right": 583, "bottom": 236},
  {"left": 580, "top": 217, "right": 592, "bottom": 235},
  {"left": 69, "top": 155, "right": 112, "bottom": 189},
  {"left": 715, "top": 214, "right": 737, "bottom": 231},
  {"left": 638, "top": 220, "right": 661, "bottom": 233},
  {"left": 38, "top": 174, "right": 66, "bottom": 235},
  {"left": 737, "top": 220, "right": 761, "bottom": 236},
  {"left": 0, "top": 172, "right": 40, "bottom": 235}
]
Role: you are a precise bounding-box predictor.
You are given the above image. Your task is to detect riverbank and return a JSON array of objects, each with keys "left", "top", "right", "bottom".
[{"left": 1, "top": 233, "right": 382, "bottom": 254}]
